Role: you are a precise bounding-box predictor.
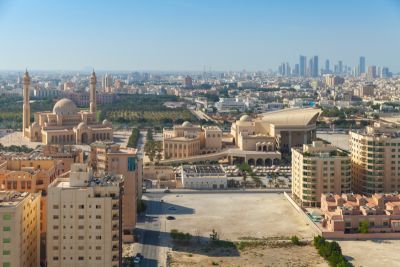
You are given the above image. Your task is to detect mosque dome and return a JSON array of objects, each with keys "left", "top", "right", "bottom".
[
  {"left": 53, "top": 98, "right": 78, "bottom": 115},
  {"left": 102, "top": 119, "right": 111, "bottom": 126},
  {"left": 239, "top": 115, "right": 251, "bottom": 122},
  {"left": 182, "top": 121, "right": 193, "bottom": 127}
]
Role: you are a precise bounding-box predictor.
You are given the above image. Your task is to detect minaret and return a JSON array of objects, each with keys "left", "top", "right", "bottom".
[
  {"left": 90, "top": 70, "right": 97, "bottom": 115},
  {"left": 22, "top": 69, "right": 31, "bottom": 137}
]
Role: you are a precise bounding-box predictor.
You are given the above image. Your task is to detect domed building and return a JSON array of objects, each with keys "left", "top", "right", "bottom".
[{"left": 22, "top": 70, "right": 113, "bottom": 145}]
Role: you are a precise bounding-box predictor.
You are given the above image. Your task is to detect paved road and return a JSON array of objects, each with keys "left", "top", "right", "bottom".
[{"left": 136, "top": 193, "right": 166, "bottom": 267}]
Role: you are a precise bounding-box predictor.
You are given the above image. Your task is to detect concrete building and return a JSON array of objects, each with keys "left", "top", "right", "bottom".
[
  {"left": 35, "top": 145, "right": 84, "bottom": 174},
  {"left": 354, "top": 83, "right": 375, "bottom": 97},
  {"left": 321, "top": 193, "right": 400, "bottom": 234},
  {"left": 181, "top": 165, "right": 227, "bottom": 189},
  {"left": 215, "top": 97, "right": 246, "bottom": 113},
  {"left": 324, "top": 75, "right": 344, "bottom": 87},
  {"left": 0, "top": 191, "right": 41, "bottom": 267},
  {"left": 22, "top": 70, "right": 113, "bottom": 145},
  {"left": 183, "top": 75, "right": 193, "bottom": 89},
  {"left": 46, "top": 164, "right": 123, "bottom": 267},
  {"left": 0, "top": 156, "right": 60, "bottom": 234},
  {"left": 163, "top": 122, "right": 222, "bottom": 159},
  {"left": 350, "top": 122, "right": 400, "bottom": 194},
  {"left": 291, "top": 141, "right": 351, "bottom": 207},
  {"left": 143, "top": 165, "right": 176, "bottom": 189},
  {"left": 89, "top": 141, "right": 142, "bottom": 241}
]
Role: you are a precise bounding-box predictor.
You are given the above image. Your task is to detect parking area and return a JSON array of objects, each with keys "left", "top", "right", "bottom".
[{"left": 162, "top": 193, "right": 314, "bottom": 240}]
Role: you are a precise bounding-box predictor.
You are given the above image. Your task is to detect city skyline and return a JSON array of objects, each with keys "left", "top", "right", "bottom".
[{"left": 0, "top": 0, "right": 400, "bottom": 71}]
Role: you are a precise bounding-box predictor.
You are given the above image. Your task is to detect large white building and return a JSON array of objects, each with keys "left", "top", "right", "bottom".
[
  {"left": 46, "top": 164, "right": 123, "bottom": 267},
  {"left": 215, "top": 97, "right": 246, "bottom": 112},
  {"left": 181, "top": 165, "right": 227, "bottom": 189}
]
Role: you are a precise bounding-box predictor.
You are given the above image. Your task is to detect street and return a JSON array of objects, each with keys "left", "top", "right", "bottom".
[{"left": 135, "top": 192, "right": 167, "bottom": 267}]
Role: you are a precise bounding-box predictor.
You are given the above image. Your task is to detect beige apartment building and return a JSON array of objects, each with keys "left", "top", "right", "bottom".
[
  {"left": 321, "top": 193, "right": 400, "bottom": 234},
  {"left": 90, "top": 141, "right": 142, "bottom": 241},
  {"left": 350, "top": 122, "right": 400, "bottom": 194},
  {"left": 0, "top": 191, "right": 41, "bottom": 267},
  {"left": 292, "top": 141, "right": 351, "bottom": 207},
  {"left": 46, "top": 164, "right": 123, "bottom": 267},
  {"left": 0, "top": 157, "right": 59, "bottom": 234},
  {"left": 163, "top": 122, "right": 222, "bottom": 159}
]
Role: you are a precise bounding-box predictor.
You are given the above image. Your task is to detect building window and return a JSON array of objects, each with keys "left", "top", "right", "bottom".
[
  {"left": 3, "top": 250, "right": 10, "bottom": 255},
  {"left": 3, "top": 263, "right": 10, "bottom": 267},
  {"left": 96, "top": 205, "right": 101, "bottom": 209},
  {"left": 53, "top": 257, "right": 59, "bottom": 261},
  {"left": 2, "top": 238, "right": 10, "bottom": 243},
  {"left": 128, "top": 157, "right": 136, "bottom": 171},
  {"left": 3, "top": 226, "right": 10, "bottom": 232},
  {"left": 53, "top": 205, "right": 59, "bottom": 209},
  {"left": 2, "top": 214, "right": 11, "bottom": 220}
]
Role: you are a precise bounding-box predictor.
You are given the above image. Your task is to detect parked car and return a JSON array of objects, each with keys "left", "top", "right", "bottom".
[{"left": 166, "top": 216, "right": 176, "bottom": 220}]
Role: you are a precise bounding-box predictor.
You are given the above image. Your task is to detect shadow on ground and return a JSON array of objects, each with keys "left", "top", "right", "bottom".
[
  {"left": 145, "top": 199, "right": 195, "bottom": 215},
  {"left": 135, "top": 228, "right": 240, "bottom": 257}
]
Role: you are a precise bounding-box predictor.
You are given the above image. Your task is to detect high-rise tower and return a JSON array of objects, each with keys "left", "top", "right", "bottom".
[
  {"left": 22, "top": 70, "right": 31, "bottom": 137},
  {"left": 90, "top": 70, "right": 97, "bottom": 115}
]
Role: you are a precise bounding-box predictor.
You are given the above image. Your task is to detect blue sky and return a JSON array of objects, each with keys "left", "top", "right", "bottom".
[{"left": 0, "top": 0, "right": 399, "bottom": 71}]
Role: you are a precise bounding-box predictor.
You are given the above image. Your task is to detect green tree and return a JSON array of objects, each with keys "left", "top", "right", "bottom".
[{"left": 359, "top": 220, "right": 369, "bottom": 233}]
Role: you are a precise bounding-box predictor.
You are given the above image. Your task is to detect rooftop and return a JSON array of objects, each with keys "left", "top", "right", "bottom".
[{"left": 0, "top": 191, "right": 32, "bottom": 207}]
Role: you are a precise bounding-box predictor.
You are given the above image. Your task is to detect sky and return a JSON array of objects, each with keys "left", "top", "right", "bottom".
[{"left": 0, "top": 0, "right": 399, "bottom": 72}]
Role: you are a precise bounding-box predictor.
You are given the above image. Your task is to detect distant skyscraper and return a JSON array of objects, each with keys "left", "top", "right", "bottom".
[
  {"left": 184, "top": 75, "right": 193, "bottom": 88},
  {"left": 299, "top": 55, "right": 306, "bottom": 77},
  {"left": 368, "top": 65, "right": 377, "bottom": 79},
  {"left": 359, "top": 56, "right": 366, "bottom": 75},
  {"left": 312, "top": 56, "right": 319, "bottom": 77},
  {"left": 325, "top": 59, "right": 330, "bottom": 73},
  {"left": 294, "top": 64, "right": 299, "bottom": 76},
  {"left": 338, "top": 60, "right": 343, "bottom": 74}
]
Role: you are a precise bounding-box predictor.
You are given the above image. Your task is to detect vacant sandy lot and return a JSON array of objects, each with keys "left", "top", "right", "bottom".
[
  {"left": 170, "top": 243, "right": 328, "bottom": 267},
  {"left": 163, "top": 193, "right": 314, "bottom": 240},
  {"left": 338, "top": 239, "right": 400, "bottom": 267}
]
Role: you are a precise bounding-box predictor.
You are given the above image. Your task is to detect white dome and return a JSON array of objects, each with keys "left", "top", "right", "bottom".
[
  {"left": 239, "top": 115, "right": 251, "bottom": 122},
  {"left": 182, "top": 121, "right": 193, "bottom": 127},
  {"left": 53, "top": 98, "right": 78, "bottom": 115}
]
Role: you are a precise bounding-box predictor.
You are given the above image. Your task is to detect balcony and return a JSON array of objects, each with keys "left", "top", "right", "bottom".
[
  {"left": 112, "top": 235, "right": 119, "bottom": 241},
  {"left": 112, "top": 205, "right": 119, "bottom": 210},
  {"left": 112, "top": 246, "right": 119, "bottom": 251}
]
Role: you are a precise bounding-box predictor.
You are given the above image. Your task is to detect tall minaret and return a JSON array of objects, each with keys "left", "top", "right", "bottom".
[
  {"left": 90, "top": 70, "right": 97, "bottom": 115},
  {"left": 22, "top": 69, "right": 31, "bottom": 136}
]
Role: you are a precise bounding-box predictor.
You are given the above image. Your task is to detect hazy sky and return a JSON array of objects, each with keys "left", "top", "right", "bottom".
[{"left": 0, "top": 0, "right": 399, "bottom": 71}]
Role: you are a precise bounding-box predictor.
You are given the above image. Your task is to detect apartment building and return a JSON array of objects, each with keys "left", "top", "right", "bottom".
[
  {"left": 0, "top": 191, "right": 41, "bottom": 267},
  {"left": 350, "top": 122, "right": 400, "bottom": 194},
  {"left": 291, "top": 141, "right": 351, "bottom": 207},
  {"left": 90, "top": 141, "right": 142, "bottom": 241},
  {"left": 321, "top": 193, "right": 400, "bottom": 234},
  {"left": 0, "top": 157, "right": 59, "bottom": 234},
  {"left": 46, "top": 163, "right": 123, "bottom": 267}
]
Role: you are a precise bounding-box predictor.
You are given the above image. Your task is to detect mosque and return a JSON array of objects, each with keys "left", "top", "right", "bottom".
[{"left": 22, "top": 70, "right": 113, "bottom": 145}]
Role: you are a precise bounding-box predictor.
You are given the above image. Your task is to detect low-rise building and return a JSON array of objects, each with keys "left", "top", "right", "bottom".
[
  {"left": 291, "top": 141, "right": 351, "bottom": 207},
  {"left": 46, "top": 164, "right": 123, "bottom": 267},
  {"left": 0, "top": 191, "right": 41, "bottom": 267},
  {"left": 163, "top": 122, "right": 222, "bottom": 159},
  {"left": 181, "top": 165, "right": 227, "bottom": 189},
  {"left": 321, "top": 193, "right": 400, "bottom": 234}
]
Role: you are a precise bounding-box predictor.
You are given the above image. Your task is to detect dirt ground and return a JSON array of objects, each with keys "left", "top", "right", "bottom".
[
  {"left": 169, "top": 241, "right": 328, "bottom": 267},
  {"left": 163, "top": 193, "right": 315, "bottom": 240},
  {"left": 338, "top": 239, "right": 400, "bottom": 267}
]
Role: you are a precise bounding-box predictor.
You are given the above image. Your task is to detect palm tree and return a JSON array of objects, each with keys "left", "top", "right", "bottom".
[{"left": 237, "top": 162, "right": 252, "bottom": 189}]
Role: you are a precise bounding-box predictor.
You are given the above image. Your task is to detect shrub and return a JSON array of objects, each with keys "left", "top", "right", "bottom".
[
  {"left": 312, "top": 235, "right": 353, "bottom": 267},
  {"left": 291, "top": 235, "right": 300, "bottom": 245},
  {"left": 358, "top": 220, "right": 369, "bottom": 233}
]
